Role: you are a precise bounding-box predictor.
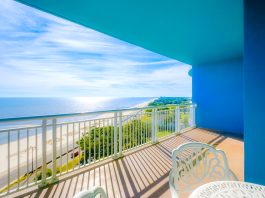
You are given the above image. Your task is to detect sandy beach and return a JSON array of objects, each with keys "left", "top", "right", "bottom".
[{"left": 0, "top": 98, "right": 156, "bottom": 188}]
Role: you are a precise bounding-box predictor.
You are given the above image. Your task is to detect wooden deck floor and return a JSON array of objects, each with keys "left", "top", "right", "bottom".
[{"left": 10, "top": 128, "right": 244, "bottom": 198}]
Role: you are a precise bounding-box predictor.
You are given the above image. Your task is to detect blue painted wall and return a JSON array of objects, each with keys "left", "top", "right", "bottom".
[
  {"left": 192, "top": 58, "right": 243, "bottom": 134},
  {"left": 244, "top": 0, "right": 265, "bottom": 185}
]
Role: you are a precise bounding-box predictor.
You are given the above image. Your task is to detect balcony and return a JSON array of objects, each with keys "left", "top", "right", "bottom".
[{"left": 0, "top": 105, "right": 243, "bottom": 198}]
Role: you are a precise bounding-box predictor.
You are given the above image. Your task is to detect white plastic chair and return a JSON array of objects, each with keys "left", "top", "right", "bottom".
[
  {"left": 73, "top": 186, "right": 107, "bottom": 198},
  {"left": 169, "top": 142, "right": 238, "bottom": 198}
]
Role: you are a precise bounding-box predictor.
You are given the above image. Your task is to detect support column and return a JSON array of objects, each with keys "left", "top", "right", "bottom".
[{"left": 244, "top": 0, "right": 265, "bottom": 185}]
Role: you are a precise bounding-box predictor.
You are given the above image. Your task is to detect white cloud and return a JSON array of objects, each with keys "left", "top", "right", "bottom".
[{"left": 0, "top": 0, "right": 191, "bottom": 97}]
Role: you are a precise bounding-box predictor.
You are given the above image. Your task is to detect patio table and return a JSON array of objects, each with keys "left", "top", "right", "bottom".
[{"left": 189, "top": 181, "right": 265, "bottom": 198}]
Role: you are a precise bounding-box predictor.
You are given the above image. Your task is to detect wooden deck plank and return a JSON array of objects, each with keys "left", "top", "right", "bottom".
[{"left": 10, "top": 129, "right": 243, "bottom": 198}]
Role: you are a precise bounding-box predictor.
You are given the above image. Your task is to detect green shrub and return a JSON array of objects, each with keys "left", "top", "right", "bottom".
[{"left": 34, "top": 168, "right": 52, "bottom": 181}]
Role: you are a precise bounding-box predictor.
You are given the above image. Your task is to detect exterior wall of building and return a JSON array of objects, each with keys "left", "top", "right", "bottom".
[
  {"left": 192, "top": 58, "right": 243, "bottom": 135},
  {"left": 244, "top": 0, "right": 265, "bottom": 185}
]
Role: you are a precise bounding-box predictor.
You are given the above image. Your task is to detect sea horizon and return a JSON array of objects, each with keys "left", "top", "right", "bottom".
[
  {"left": 0, "top": 97, "right": 156, "bottom": 143},
  {"left": 0, "top": 97, "right": 156, "bottom": 120}
]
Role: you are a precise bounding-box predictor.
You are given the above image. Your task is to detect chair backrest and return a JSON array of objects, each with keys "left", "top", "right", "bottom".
[
  {"left": 73, "top": 186, "right": 107, "bottom": 198},
  {"left": 169, "top": 142, "right": 238, "bottom": 198}
]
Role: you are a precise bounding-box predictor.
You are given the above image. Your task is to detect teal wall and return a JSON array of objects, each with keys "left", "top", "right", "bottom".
[
  {"left": 193, "top": 59, "right": 243, "bottom": 134},
  {"left": 244, "top": 0, "right": 265, "bottom": 185}
]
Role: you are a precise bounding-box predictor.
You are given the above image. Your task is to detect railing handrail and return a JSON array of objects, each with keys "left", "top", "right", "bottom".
[
  {"left": 0, "top": 102, "right": 196, "bottom": 196},
  {"left": 0, "top": 104, "right": 196, "bottom": 123}
]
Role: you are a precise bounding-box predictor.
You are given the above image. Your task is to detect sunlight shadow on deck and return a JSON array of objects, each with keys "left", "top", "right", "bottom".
[{"left": 12, "top": 128, "right": 243, "bottom": 198}]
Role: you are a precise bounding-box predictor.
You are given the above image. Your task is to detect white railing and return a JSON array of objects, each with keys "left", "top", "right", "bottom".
[{"left": 0, "top": 104, "right": 196, "bottom": 196}]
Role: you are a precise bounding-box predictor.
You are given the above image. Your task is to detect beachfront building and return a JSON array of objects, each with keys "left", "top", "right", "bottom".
[{"left": 0, "top": 0, "right": 264, "bottom": 197}]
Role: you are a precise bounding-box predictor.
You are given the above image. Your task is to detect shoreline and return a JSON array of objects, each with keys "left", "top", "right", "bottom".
[{"left": 0, "top": 98, "right": 156, "bottom": 179}]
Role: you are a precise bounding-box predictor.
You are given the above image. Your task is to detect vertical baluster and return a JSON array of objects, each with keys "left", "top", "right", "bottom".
[
  {"left": 52, "top": 119, "right": 58, "bottom": 182},
  {"left": 17, "top": 130, "right": 20, "bottom": 190},
  {"left": 126, "top": 116, "right": 129, "bottom": 150},
  {"left": 149, "top": 112, "right": 151, "bottom": 140},
  {"left": 168, "top": 110, "right": 170, "bottom": 134},
  {"left": 93, "top": 120, "right": 96, "bottom": 162},
  {"left": 171, "top": 109, "right": 174, "bottom": 133},
  {"left": 162, "top": 110, "right": 164, "bottom": 136},
  {"left": 165, "top": 111, "right": 166, "bottom": 134},
  {"left": 78, "top": 122, "right": 81, "bottom": 168},
  {"left": 35, "top": 128, "right": 38, "bottom": 183},
  {"left": 7, "top": 131, "right": 10, "bottom": 193},
  {"left": 166, "top": 110, "right": 168, "bottom": 136},
  {"left": 72, "top": 123, "right": 75, "bottom": 170},
  {"left": 150, "top": 112, "right": 152, "bottom": 139},
  {"left": 84, "top": 121, "right": 87, "bottom": 165},
  {"left": 84, "top": 121, "right": 91, "bottom": 165},
  {"left": 135, "top": 115, "right": 138, "bottom": 146},
  {"left": 161, "top": 111, "right": 163, "bottom": 137},
  {"left": 60, "top": 125, "right": 62, "bottom": 174},
  {"left": 118, "top": 112, "right": 123, "bottom": 157},
  {"left": 133, "top": 115, "right": 136, "bottom": 147},
  {"left": 88, "top": 121, "right": 91, "bottom": 164},
  {"left": 139, "top": 111, "right": 143, "bottom": 145},
  {"left": 164, "top": 110, "right": 166, "bottom": 135},
  {"left": 138, "top": 113, "right": 140, "bottom": 145},
  {"left": 122, "top": 116, "right": 126, "bottom": 150},
  {"left": 191, "top": 105, "right": 196, "bottom": 127},
  {"left": 98, "top": 120, "right": 101, "bottom": 160},
  {"left": 172, "top": 109, "right": 175, "bottom": 132},
  {"left": 168, "top": 110, "right": 171, "bottom": 134},
  {"left": 66, "top": 124, "right": 69, "bottom": 173},
  {"left": 107, "top": 119, "right": 108, "bottom": 157},
  {"left": 152, "top": 109, "right": 157, "bottom": 144},
  {"left": 131, "top": 115, "right": 133, "bottom": 149},
  {"left": 168, "top": 110, "right": 171, "bottom": 133},
  {"left": 103, "top": 119, "right": 105, "bottom": 159},
  {"left": 175, "top": 106, "right": 180, "bottom": 134},
  {"left": 145, "top": 113, "right": 147, "bottom": 143},
  {"left": 131, "top": 116, "right": 134, "bottom": 148},
  {"left": 163, "top": 110, "right": 165, "bottom": 137},
  {"left": 147, "top": 112, "right": 149, "bottom": 140},
  {"left": 40, "top": 120, "right": 48, "bottom": 187},
  {"left": 157, "top": 111, "right": 159, "bottom": 138},
  {"left": 170, "top": 109, "right": 172, "bottom": 133},
  {"left": 111, "top": 118, "right": 114, "bottom": 155},
  {"left": 155, "top": 109, "right": 158, "bottom": 139},
  {"left": 113, "top": 112, "right": 118, "bottom": 158},
  {"left": 138, "top": 114, "right": 140, "bottom": 146},
  {"left": 27, "top": 129, "right": 29, "bottom": 187}
]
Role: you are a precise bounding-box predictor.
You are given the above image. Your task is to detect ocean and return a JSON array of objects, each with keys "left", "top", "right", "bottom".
[{"left": 0, "top": 97, "right": 154, "bottom": 119}]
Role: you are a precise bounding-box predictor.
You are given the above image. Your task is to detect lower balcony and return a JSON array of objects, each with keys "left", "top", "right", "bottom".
[{"left": 8, "top": 128, "right": 243, "bottom": 198}]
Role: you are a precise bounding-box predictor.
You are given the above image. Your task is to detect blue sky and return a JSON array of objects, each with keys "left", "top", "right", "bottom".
[{"left": 0, "top": 0, "right": 191, "bottom": 97}]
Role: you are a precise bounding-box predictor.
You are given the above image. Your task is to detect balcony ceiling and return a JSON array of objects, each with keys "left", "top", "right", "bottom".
[{"left": 16, "top": 0, "right": 243, "bottom": 65}]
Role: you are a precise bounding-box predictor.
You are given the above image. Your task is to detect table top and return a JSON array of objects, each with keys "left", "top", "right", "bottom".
[{"left": 189, "top": 181, "right": 265, "bottom": 198}]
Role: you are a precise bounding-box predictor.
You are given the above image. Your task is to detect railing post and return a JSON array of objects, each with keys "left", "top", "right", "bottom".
[
  {"left": 152, "top": 108, "right": 158, "bottom": 144},
  {"left": 51, "top": 119, "right": 58, "bottom": 184},
  {"left": 39, "top": 119, "right": 48, "bottom": 188},
  {"left": 113, "top": 112, "right": 118, "bottom": 159},
  {"left": 118, "top": 112, "right": 123, "bottom": 157},
  {"left": 175, "top": 106, "right": 180, "bottom": 134},
  {"left": 190, "top": 105, "right": 196, "bottom": 127}
]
